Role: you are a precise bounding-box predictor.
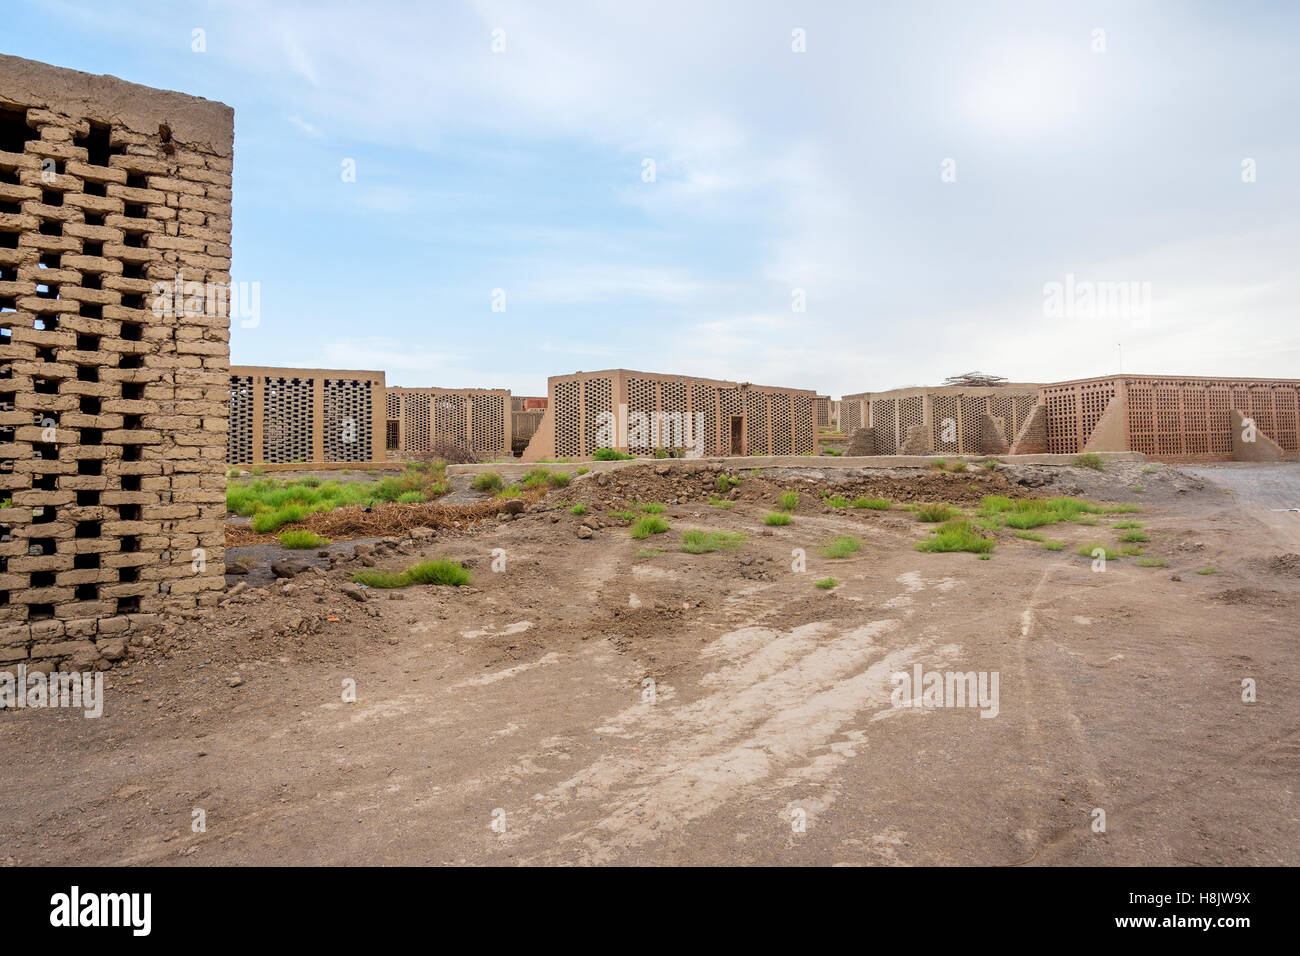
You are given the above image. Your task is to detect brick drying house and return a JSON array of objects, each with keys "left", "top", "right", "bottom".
[
  {"left": 227, "top": 366, "right": 387, "bottom": 468},
  {"left": 521, "top": 369, "right": 817, "bottom": 461},
  {"left": 1037, "top": 374, "right": 1300, "bottom": 461},
  {"left": 384, "top": 387, "right": 511, "bottom": 460},
  {"left": 839, "top": 382, "right": 1042, "bottom": 456},
  {"left": 0, "top": 56, "right": 232, "bottom": 671}
]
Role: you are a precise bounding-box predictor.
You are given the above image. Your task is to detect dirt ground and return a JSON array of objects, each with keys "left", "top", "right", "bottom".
[{"left": 1, "top": 460, "right": 1297, "bottom": 866}]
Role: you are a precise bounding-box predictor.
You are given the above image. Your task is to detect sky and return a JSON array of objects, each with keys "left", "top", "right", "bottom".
[{"left": 4, "top": 0, "right": 1297, "bottom": 397}]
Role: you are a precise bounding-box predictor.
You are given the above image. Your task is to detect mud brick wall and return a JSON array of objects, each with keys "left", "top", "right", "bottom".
[
  {"left": 842, "top": 385, "right": 1040, "bottom": 456},
  {"left": 521, "top": 369, "right": 817, "bottom": 461},
  {"left": 228, "top": 366, "right": 386, "bottom": 466},
  {"left": 0, "top": 56, "right": 232, "bottom": 670},
  {"left": 385, "top": 387, "right": 510, "bottom": 459},
  {"left": 1039, "top": 375, "right": 1300, "bottom": 461}
]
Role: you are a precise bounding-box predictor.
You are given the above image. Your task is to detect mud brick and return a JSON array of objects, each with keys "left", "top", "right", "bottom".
[{"left": 0, "top": 54, "right": 232, "bottom": 651}]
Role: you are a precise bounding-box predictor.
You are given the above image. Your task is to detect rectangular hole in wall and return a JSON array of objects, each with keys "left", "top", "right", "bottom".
[
  {"left": 118, "top": 504, "right": 140, "bottom": 521},
  {"left": 121, "top": 475, "right": 140, "bottom": 492},
  {"left": 73, "top": 553, "right": 100, "bottom": 570},
  {"left": 0, "top": 109, "right": 37, "bottom": 153},
  {"left": 74, "top": 583, "right": 98, "bottom": 601},
  {"left": 77, "top": 123, "right": 114, "bottom": 167},
  {"left": 118, "top": 566, "right": 138, "bottom": 583},
  {"left": 120, "top": 535, "right": 139, "bottom": 553},
  {"left": 116, "top": 596, "right": 139, "bottom": 614},
  {"left": 76, "top": 490, "right": 99, "bottom": 506},
  {"left": 77, "top": 459, "right": 102, "bottom": 476},
  {"left": 77, "top": 365, "right": 99, "bottom": 382},
  {"left": 75, "top": 520, "right": 101, "bottom": 539},
  {"left": 28, "top": 603, "right": 54, "bottom": 620}
]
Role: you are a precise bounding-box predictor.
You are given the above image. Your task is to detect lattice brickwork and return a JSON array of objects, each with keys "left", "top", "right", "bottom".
[
  {"left": 0, "top": 55, "right": 232, "bottom": 662},
  {"left": 227, "top": 375, "right": 253, "bottom": 463},
  {"left": 384, "top": 387, "right": 509, "bottom": 458},
  {"left": 792, "top": 394, "right": 814, "bottom": 455},
  {"left": 582, "top": 376, "right": 612, "bottom": 457},
  {"left": 322, "top": 378, "right": 372, "bottom": 463},
  {"left": 261, "top": 377, "right": 313, "bottom": 463},
  {"left": 553, "top": 379, "right": 581, "bottom": 459}
]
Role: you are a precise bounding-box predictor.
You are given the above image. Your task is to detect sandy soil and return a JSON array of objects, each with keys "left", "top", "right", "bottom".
[{"left": 1, "top": 461, "right": 1296, "bottom": 866}]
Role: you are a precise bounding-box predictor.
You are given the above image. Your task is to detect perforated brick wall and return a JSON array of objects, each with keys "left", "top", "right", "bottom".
[
  {"left": 1042, "top": 375, "right": 1300, "bottom": 461},
  {"left": 385, "top": 387, "right": 509, "bottom": 459},
  {"left": 520, "top": 369, "right": 817, "bottom": 461},
  {"left": 227, "top": 366, "right": 386, "bottom": 467},
  {"left": 843, "top": 385, "right": 1042, "bottom": 455},
  {"left": 0, "top": 56, "right": 233, "bottom": 667}
]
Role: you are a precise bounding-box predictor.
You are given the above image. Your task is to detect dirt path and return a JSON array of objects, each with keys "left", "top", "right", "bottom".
[{"left": 2, "top": 464, "right": 1296, "bottom": 865}]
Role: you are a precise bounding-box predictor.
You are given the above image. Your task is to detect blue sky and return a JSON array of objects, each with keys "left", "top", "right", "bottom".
[{"left": 5, "top": 0, "right": 1297, "bottom": 396}]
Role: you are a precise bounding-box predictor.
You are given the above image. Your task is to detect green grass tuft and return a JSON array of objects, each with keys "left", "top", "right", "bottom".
[
  {"left": 1042, "top": 540, "right": 1065, "bottom": 551},
  {"left": 278, "top": 529, "right": 330, "bottom": 549},
  {"left": 680, "top": 530, "right": 747, "bottom": 554},
  {"left": 1118, "top": 530, "right": 1149, "bottom": 543},
  {"left": 569, "top": 503, "right": 587, "bottom": 515},
  {"left": 817, "top": 536, "right": 863, "bottom": 559},
  {"left": 915, "top": 503, "right": 957, "bottom": 523},
  {"left": 352, "top": 559, "right": 471, "bottom": 589},
  {"left": 1137, "top": 556, "right": 1167, "bottom": 567},
  {"left": 853, "top": 496, "right": 890, "bottom": 510},
  {"left": 915, "top": 518, "right": 994, "bottom": 554},
  {"left": 593, "top": 448, "right": 634, "bottom": 461},
  {"left": 1075, "top": 542, "right": 1119, "bottom": 560},
  {"left": 716, "top": 473, "right": 742, "bottom": 491},
  {"left": 471, "top": 472, "right": 504, "bottom": 492},
  {"left": 1014, "top": 530, "right": 1046, "bottom": 541},
  {"left": 1072, "top": 452, "right": 1105, "bottom": 470},
  {"left": 638, "top": 502, "right": 666, "bottom": 514},
  {"left": 1196, "top": 566, "right": 1218, "bottom": 575},
  {"left": 825, "top": 495, "right": 850, "bottom": 508},
  {"left": 778, "top": 491, "right": 800, "bottom": 511},
  {"left": 764, "top": 511, "right": 792, "bottom": 526},
  {"left": 630, "top": 515, "right": 670, "bottom": 539},
  {"left": 814, "top": 577, "right": 840, "bottom": 589},
  {"left": 708, "top": 497, "right": 734, "bottom": 509}
]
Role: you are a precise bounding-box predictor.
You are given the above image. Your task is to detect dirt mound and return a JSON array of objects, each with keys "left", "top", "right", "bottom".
[
  {"left": 1265, "top": 553, "right": 1300, "bottom": 576},
  {"left": 560, "top": 463, "right": 1031, "bottom": 509},
  {"left": 225, "top": 494, "right": 540, "bottom": 546},
  {"left": 1213, "top": 587, "right": 1292, "bottom": 607}
]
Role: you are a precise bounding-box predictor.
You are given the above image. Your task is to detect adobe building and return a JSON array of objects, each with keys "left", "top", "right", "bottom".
[
  {"left": 521, "top": 369, "right": 817, "bottom": 461},
  {"left": 840, "top": 382, "right": 1042, "bottom": 456},
  {"left": 510, "top": 395, "right": 547, "bottom": 456},
  {"left": 0, "top": 56, "right": 233, "bottom": 668},
  {"left": 227, "top": 366, "right": 386, "bottom": 467},
  {"left": 385, "top": 386, "right": 510, "bottom": 459},
  {"left": 1037, "top": 374, "right": 1300, "bottom": 461}
]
